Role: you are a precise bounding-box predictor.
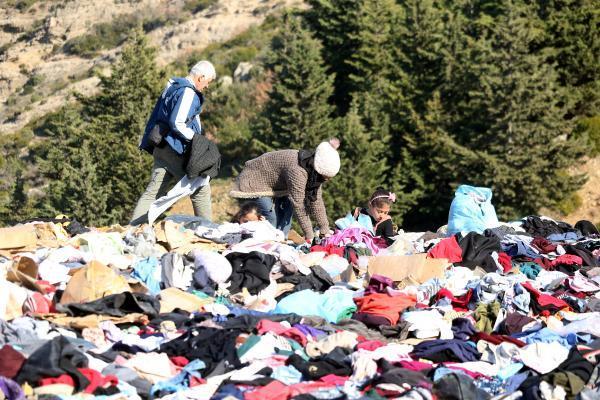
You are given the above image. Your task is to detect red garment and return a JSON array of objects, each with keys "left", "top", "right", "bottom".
[
  {"left": 356, "top": 340, "right": 385, "bottom": 351},
  {"left": 532, "top": 258, "right": 548, "bottom": 269},
  {"left": 0, "top": 345, "right": 26, "bottom": 379},
  {"left": 497, "top": 252, "right": 512, "bottom": 273},
  {"left": 256, "top": 319, "right": 307, "bottom": 346},
  {"left": 531, "top": 237, "right": 557, "bottom": 253},
  {"left": 310, "top": 244, "right": 345, "bottom": 257},
  {"left": 79, "top": 368, "right": 118, "bottom": 394},
  {"left": 353, "top": 293, "right": 416, "bottom": 325},
  {"left": 434, "top": 288, "right": 473, "bottom": 312},
  {"left": 397, "top": 360, "right": 435, "bottom": 371},
  {"left": 244, "top": 381, "right": 334, "bottom": 400},
  {"left": 189, "top": 376, "right": 206, "bottom": 387},
  {"left": 170, "top": 356, "right": 189, "bottom": 367},
  {"left": 521, "top": 282, "right": 570, "bottom": 310},
  {"left": 319, "top": 374, "right": 349, "bottom": 385},
  {"left": 427, "top": 236, "right": 463, "bottom": 263},
  {"left": 550, "top": 254, "right": 583, "bottom": 267},
  {"left": 24, "top": 292, "right": 50, "bottom": 314},
  {"left": 471, "top": 332, "right": 526, "bottom": 348},
  {"left": 40, "top": 375, "right": 74, "bottom": 387},
  {"left": 40, "top": 369, "right": 118, "bottom": 394}
]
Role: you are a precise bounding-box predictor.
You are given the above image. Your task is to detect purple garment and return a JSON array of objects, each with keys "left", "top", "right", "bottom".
[
  {"left": 365, "top": 274, "right": 395, "bottom": 295},
  {"left": 321, "top": 227, "right": 386, "bottom": 255},
  {"left": 292, "top": 324, "right": 327, "bottom": 340},
  {"left": 0, "top": 377, "right": 25, "bottom": 400},
  {"left": 412, "top": 339, "right": 481, "bottom": 363},
  {"left": 451, "top": 318, "right": 478, "bottom": 341}
]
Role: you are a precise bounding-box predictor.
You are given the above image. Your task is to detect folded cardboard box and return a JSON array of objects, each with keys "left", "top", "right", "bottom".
[{"left": 367, "top": 253, "right": 449, "bottom": 285}]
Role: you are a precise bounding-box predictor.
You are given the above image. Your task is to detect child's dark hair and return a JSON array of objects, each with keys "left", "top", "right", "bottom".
[
  {"left": 369, "top": 187, "right": 396, "bottom": 208},
  {"left": 232, "top": 201, "right": 261, "bottom": 223}
]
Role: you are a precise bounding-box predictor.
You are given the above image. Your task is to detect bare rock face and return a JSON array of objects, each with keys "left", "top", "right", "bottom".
[
  {"left": 218, "top": 76, "right": 233, "bottom": 87},
  {"left": 233, "top": 62, "right": 253, "bottom": 82},
  {"left": 0, "top": 0, "right": 305, "bottom": 134}
]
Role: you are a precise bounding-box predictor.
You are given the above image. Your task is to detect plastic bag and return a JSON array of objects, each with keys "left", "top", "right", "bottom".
[{"left": 447, "top": 185, "right": 499, "bottom": 235}]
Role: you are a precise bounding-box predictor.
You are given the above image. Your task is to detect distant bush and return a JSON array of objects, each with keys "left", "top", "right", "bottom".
[
  {"left": 0, "top": 43, "right": 11, "bottom": 58},
  {"left": 183, "top": 0, "right": 218, "bottom": 14},
  {"left": 142, "top": 13, "right": 188, "bottom": 33},
  {"left": 21, "top": 74, "right": 44, "bottom": 95},
  {"left": 14, "top": 0, "right": 39, "bottom": 11},
  {"left": 555, "top": 192, "right": 583, "bottom": 216},
  {"left": 17, "top": 18, "right": 44, "bottom": 42},
  {"left": 63, "top": 15, "right": 139, "bottom": 58},
  {"left": 574, "top": 116, "right": 600, "bottom": 156},
  {"left": 1, "top": 24, "right": 24, "bottom": 34}
]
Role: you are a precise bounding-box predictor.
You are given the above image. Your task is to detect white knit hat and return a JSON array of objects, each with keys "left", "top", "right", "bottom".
[{"left": 314, "top": 139, "right": 340, "bottom": 178}]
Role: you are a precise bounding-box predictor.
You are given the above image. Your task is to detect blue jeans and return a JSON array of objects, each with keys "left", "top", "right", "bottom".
[{"left": 256, "top": 196, "right": 293, "bottom": 237}]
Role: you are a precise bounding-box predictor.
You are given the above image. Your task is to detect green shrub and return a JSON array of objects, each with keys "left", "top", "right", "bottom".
[
  {"left": 574, "top": 116, "right": 600, "bottom": 156},
  {"left": 554, "top": 192, "right": 583, "bottom": 216},
  {"left": 1, "top": 24, "right": 24, "bottom": 34},
  {"left": 142, "top": 14, "right": 186, "bottom": 32},
  {"left": 17, "top": 18, "right": 44, "bottom": 42},
  {"left": 0, "top": 43, "right": 11, "bottom": 58},
  {"left": 183, "top": 0, "right": 218, "bottom": 14},
  {"left": 224, "top": 46, "right": 258, "bottom": 76},
  {"left": 63, "top": 15, "right": 140, "bottom": 58},
  {"left": 21, "top": 74, "right": 44, "bottom": 95},
  {"left": 15, "top": 0, "right": 39, "bottom": 11},
  {"left": 5, "top": 95, "right": 17, "bottom": 106}
]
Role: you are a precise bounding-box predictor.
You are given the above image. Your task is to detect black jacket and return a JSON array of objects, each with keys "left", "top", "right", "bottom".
[{"left": 185, "top": 134, "right": 221, "bottom": 179}]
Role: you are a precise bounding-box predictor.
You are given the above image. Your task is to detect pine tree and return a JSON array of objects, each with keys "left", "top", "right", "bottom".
[
  {"left": 465, "top": 1, "right": 587, "bottom": 218},
  {"left": 7, "top": 170, "right": 35, "bottom": 224},
  {"left": 253, "top": 14, "right": 336, "bottom": 152},
  {"left": 82, "top": 28, "right": 163, "bottom": 223},
  {"left": 304, "top": 0, "right": 362, "bottom": 111},
  {"left": 536, "top": 0, "right": 600, "bottom": 119},
  {"left": 323, "top": 100, "right": 389, "bottom": 220},
  {"left": 346, "top": 0, "right": 400, "bottom": 96},
  {"left": 385, "top": 0, "right": 454, "bottom": 228},
  {"left": 34, "top": 108, "right": 114, "bottom": 225}
]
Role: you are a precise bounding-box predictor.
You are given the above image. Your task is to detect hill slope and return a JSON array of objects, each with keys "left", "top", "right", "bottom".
[{"left": 0, "top": 0, "right": 303, "bottom": 134}]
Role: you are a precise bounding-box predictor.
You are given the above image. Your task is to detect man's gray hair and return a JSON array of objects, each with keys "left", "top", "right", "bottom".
[{"left": 190, "top": 60, "right": 216, "bottom": 80}]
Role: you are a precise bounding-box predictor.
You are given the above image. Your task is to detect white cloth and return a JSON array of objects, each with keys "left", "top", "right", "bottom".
[
  {"left": 148, "top": 175, "right": 210, "bottom": 225},
  {"left": 38, "top": 259, "right": 71, "bottom": 285},
  {"left": 402, "top": 309, "right": 453, "bottom": 339},
  {"left": 518, "top": 342, "right": 570, "bottom": 374}
]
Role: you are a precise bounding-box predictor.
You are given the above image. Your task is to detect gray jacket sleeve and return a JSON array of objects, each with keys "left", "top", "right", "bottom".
[
  {"left": 285, "top": 168, "right": 315, "bottom": 240},
  {"left": 307, "top": 185, "right": 330, "bottom": 234}
]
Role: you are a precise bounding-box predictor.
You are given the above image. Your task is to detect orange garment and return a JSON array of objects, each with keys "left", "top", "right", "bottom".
[{"left": 353, "top": 293, "right": 416, "bottom": 325}]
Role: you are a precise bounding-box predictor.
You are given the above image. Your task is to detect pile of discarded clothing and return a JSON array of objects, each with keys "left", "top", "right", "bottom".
[{"left": 1, "top": 212, "right": 600, "bottom": 400}]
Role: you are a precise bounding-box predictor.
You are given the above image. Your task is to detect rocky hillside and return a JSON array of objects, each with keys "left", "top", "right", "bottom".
[{"left": 0, "top": 0, "right": 303, "bottom": 134}]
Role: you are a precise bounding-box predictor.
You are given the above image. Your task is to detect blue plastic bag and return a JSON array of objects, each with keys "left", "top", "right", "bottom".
[
  {"left": 447, "top": 185, "right": 499, "bottom": 235},
  {"left": 335, "top": 211, "right": 374, "bottom": 234}
]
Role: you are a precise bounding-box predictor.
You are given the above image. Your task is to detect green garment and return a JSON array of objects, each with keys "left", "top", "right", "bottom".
[
  {"left": 236, "top": 334, "right": 261, "bottom": 358},
  {"left": 475, "top": 301, "right": 501, "bottom": 333},
  {"left": 543, "top": 372, "right": 585, "bottom": 400}
]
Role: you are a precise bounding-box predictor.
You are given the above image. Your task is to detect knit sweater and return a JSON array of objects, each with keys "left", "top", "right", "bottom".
[{"left": 230, "top": 150, "right": 330, "bottom": 239}]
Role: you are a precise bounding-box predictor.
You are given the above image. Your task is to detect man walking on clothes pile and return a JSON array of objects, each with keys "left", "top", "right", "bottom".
[{"left": 130, "top": 61, "right": 216, "bottom": 226}]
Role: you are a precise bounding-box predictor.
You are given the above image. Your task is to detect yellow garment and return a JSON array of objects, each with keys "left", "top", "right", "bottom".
[
  {"left": 159, "top": 287, "right": 213, "bottom": 313},
  {"left": 35, "top": 313, "right": 148, "bottom": 329}
]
